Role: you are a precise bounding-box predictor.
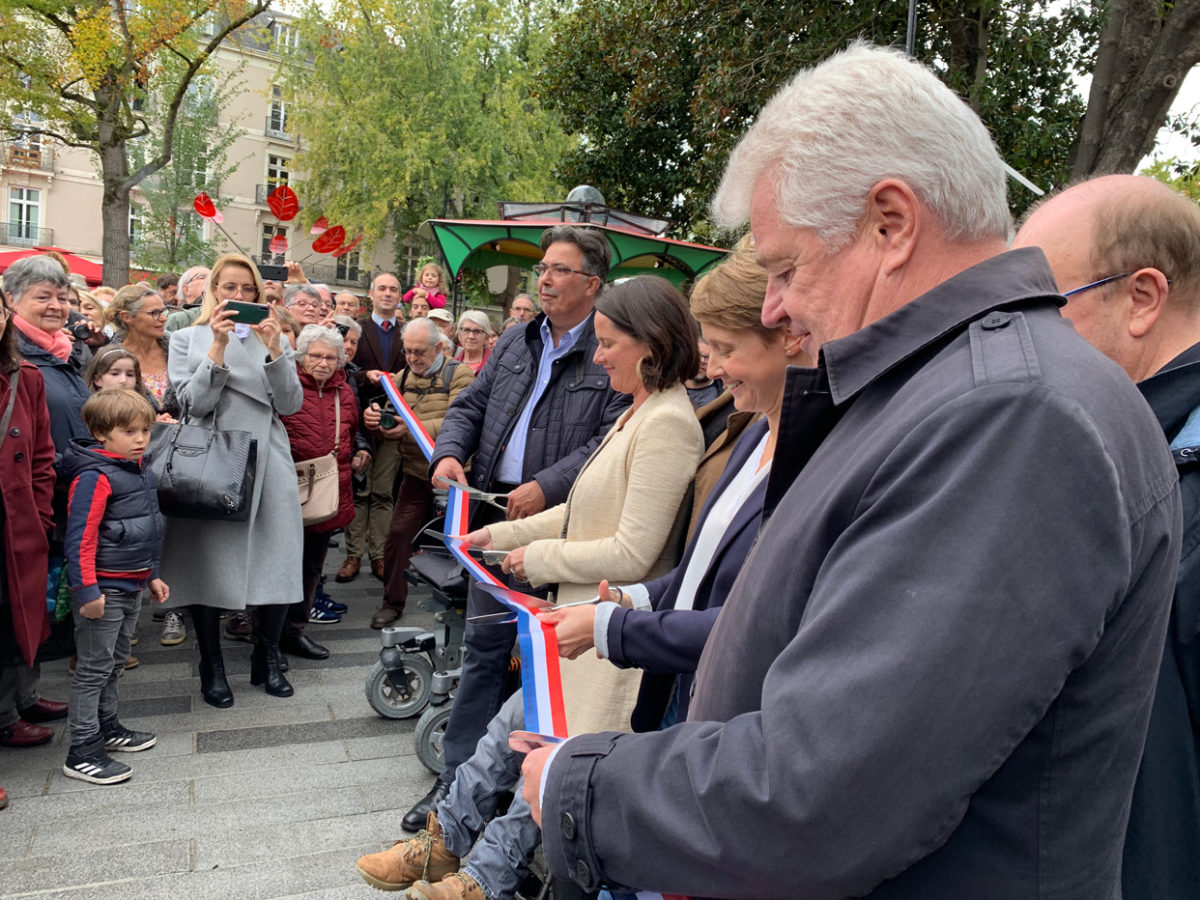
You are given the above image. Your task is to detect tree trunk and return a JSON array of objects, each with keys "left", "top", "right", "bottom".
[
  {"left": 99, "top": 137, "right": 132, "bottom": 286},
  {"left": 1070, "top": 0, "right": 1200, "bottom": 179}
]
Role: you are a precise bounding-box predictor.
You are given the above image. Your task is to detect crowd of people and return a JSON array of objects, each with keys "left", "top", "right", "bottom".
[{"left": 1, "top": 40, "right": 1199, "bottom": 900}]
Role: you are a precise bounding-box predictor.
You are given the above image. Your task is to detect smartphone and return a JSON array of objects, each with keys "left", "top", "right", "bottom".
[
  {"left": 256, "top": 262, "right": 288, "bottom": 282},
  {"left": 225, "top": 300, "right": 271, "bottom": 325}
]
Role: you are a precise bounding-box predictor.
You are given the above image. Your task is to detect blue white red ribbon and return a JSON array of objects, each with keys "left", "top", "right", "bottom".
[{"left": 378, "top": 375, "right": 569, "bottom": 737}]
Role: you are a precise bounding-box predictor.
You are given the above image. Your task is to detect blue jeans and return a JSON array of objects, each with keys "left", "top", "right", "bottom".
[
  {"left": 68, "top": 589, "right": 140, "bottom": 745},
  {"left": 438, "top": 691, "right": 541, "bottom": 900},
  {"left": 442, "top": 580, "right": 518, "bottom": 778}
]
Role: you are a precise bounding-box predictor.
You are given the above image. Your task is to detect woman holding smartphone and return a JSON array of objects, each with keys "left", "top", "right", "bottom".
[{"left": 159, "top": 252, "right": 305, "bottom": 707}]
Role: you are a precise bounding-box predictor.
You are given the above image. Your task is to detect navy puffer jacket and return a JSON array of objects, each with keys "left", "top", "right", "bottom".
[{"left": 430, "top": 312, "right": 628, "bottom": 504}]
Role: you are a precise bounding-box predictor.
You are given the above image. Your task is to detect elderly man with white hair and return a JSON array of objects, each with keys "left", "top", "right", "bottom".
[
  {"left": 520, "top": 43, "right": 1182, "bottom": 900},
  {"left": 362, "top": 317, "right": 474, "bottom": 628},
  {"left": 163, "top": 265, "right": 210, "bottom": 333}
]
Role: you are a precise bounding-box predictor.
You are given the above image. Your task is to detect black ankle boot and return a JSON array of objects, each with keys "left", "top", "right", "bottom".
[
  {"left": 191, "top": 606, "right": 233, "bottom": 708},
  {"left": 251, "top": 604, "right": 294, "bottom": 697}
]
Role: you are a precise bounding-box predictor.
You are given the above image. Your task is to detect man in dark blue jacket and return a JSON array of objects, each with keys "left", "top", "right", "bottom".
[
  {"left": 523, "top": 45, "right": 1181, "bottom": 900},
  {"left": 1015, "top": 173, "right": 1200, "bottom": 900},
  {"left": 397, "top": 225, "right": 628, "bottom": 831}
]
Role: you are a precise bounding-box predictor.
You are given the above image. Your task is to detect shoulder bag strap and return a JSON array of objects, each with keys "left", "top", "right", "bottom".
[
  {"left": 333, "top": 389, "right": 341, "bottom": 455},
  {"left": 0, "top": 368, "right": 21, "bottom": 452}
]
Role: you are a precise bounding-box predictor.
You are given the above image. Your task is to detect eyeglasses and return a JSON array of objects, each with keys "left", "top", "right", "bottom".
[
  {"left": 459, "top": 327, "right": 486, "bottom": 337},
  {"left": 403, "top": 346, "right": 432, "bottom": 357},
  {"left": 218, "top": 284, "right": 259, "bottom": 298},
  {"left": 138, "top": 307, "right": 168, "bottom": 319},
  {"left": 290, "top": 299, "right": 319, "bottom": 310},
  {"left": 306, "top": 352, "right": 339, "bottom": 364},
  {"left": 532, "top": 262, "right": 593, "bottom": 279},
  {"left": 1062, "top": 271, "right": 1174, "bottom": 298}
]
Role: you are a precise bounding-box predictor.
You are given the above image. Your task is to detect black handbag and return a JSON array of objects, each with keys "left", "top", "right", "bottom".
[{"left": 147, "top": 402, "right": 258, "bottom": 521}]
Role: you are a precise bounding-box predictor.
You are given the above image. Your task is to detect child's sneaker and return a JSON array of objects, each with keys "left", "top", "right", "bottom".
[
  {"left": 102, "top": 721, "right": 156, "bottom": 752},
  {"left": 309, "top": 600, "right": 341, "bottom": 624},
  {"left": 315, "top": 581, "right": 347, "bottom": 613},
  {"left": 63, "top": 735, "right": 133, "bottom": 784}
]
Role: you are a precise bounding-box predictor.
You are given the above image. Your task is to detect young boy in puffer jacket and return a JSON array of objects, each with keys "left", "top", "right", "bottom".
[{"left": 61, "top": 388, "right": 169, "bottom": 784}]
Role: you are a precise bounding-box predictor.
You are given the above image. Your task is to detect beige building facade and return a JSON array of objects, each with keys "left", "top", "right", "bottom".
[{"left": 1, "top": 13, "right": 424, "bottom": 293}]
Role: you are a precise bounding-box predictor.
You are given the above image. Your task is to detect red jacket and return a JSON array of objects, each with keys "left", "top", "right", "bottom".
[
  {"left": 281, "top": 365, "right": 359, "bottom": 533},
  {"left": 0, "top": 363, "right": 57, "bottom": 666}
]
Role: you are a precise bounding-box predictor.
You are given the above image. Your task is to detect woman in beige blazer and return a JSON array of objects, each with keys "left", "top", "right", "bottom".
[{"left": 474, "top": 275, "right": 705, "bottom": 736}]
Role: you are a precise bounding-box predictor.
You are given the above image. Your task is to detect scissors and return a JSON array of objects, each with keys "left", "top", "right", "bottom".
[
  {"left": 466, "top": 581, "right": 602, "bottom": 624},
  {"left": 442, "top": 479, "right": 512, "bottom": 512}
]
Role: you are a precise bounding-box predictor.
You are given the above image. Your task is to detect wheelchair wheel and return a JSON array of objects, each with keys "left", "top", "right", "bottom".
[
  {"left": 365, "top": 656, "right": 433, "bottom": 719},
  {"left": 414, "top": 703, "right": 453, "bottom": 774}
]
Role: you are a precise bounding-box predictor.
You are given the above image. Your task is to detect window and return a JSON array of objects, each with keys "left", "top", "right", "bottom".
[
  {"left": 8, "top": 187, "right": 40, "bottom": 244},
  {"left": 262, "top": 225, "right": 286, "bottom": 264},
  {"left": 336, "top": 250, "right": 361, "bottom": 283},
  {"left": 267, "top": 154, "right": 291, "bottom": 187},
  {"left": 268, "top": 85, "right": 289, "bottom": 136},
  {"left": 400, "top": 241, "right": 423, "bottom": 289},
  {"left": 10, "top": 100, "right": 44, "bottom": 168},
  {"left": 271, "top": 22, "right": 300, "bottom": 54},
  {"left": 129, "top": 204, "right": 143, "bottom": 243}
]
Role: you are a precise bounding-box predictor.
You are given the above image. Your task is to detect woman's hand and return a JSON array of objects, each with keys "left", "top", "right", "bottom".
[
  {"left": 209, "top": 300, "right": 237, "bottom": 344},
  {"left": 286, "top": 261, "right": 307, "bottom": 284},
  {"left": 365, "top": 369, "right": 385, "bottom": 384},
  {"left": 596, "top": 579, "right": 627, "bottom": 607},
  {"left": 537, "top": 605, "right": 598, "bottom": 659},
  {"left": 501, "top": 545, "right": 527, "bottom": 581},
  {"left": 155, "top": 412, "right": 176, "bottom": 424},
  {"left": 463, "top": 527, "right": 493, "bottom": 550},
  {"left": 351, "top": 449, "right": 372, "bottom": 474},
  {"left": 251, "top": 304, "right": 284, "bottom": 359}
]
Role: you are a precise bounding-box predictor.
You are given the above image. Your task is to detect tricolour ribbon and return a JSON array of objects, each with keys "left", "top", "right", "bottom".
[{"left": 377, "top": 375, "right": 569, "bottom": 737}]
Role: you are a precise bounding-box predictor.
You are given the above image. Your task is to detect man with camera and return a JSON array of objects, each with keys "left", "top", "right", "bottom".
[
  {"left": 337, "top": 272, "right": 410, "bottom": 583},
  {"left": 362, "top": 317, "right": 475, "bottom": 628}
]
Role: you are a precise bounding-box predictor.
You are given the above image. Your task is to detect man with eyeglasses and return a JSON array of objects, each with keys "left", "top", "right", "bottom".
[
  {"left": 164, "top": 266, "right": 210, "bottom": 333},
  {"left": 508, "top": 293, "right": 537, "bottom": 323},
  {"left": 1014, "top": 174, "right": 1200, "bottom": 900},
  {"left": 361, "top": 317, "right": 474, "bottom": 629},
  {"left": 393, "top": 225, "right": 630, "bottom": 832},
  {"left": 337, "top": 273, "right": 408, "bottom": 583}
]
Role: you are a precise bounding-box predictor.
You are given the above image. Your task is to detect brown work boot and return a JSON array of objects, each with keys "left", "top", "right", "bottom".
[
  {"left": 336, "top": 555, "right": 361, "bottom": 583},
  {"left": 405, "top": 872, "right": 487, "bottom": 900},
  {"left": 371, "top": 558, "right": 386, "bottom": 580},
  {"left": 371, "top": 607, "right": 401, "bottom": 629},
  {"left": 356, "top": 811, "right": 460, "bottom": 891}
]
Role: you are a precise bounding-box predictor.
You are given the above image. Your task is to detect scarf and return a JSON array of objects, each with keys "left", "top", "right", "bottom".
[{"left": 14, "top": 313, "right": 73, "bottom": 361}]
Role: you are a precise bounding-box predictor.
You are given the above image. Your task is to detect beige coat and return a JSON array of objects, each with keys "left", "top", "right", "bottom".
[{"left": 488, "top": 383, "right": 704, "bottom": 735}]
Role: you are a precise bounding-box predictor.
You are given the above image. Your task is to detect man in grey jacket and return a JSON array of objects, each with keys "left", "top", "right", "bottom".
[
  {"left": 522, "top": 44, "right": 1182, "bottom": 900},
  {"left": 397, "top": 225, "right": 628, "bottom": 832}
]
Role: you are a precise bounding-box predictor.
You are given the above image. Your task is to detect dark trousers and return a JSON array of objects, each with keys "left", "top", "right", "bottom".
[
  {"left": 381, "top": 474, "right": 436, "bottom": 613},
  {"left": 286, "top": 531, "right": 333, "bottom": 639}
]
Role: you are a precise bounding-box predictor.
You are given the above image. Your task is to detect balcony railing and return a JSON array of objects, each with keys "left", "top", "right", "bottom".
[
  {"left": 5, "top": 144, "right": 54, "bottom": 172},
  {"left": 309, "top": 262, "right": 370, "bottom": 289},
  {"left": 264, "top": 116, "right": 290, "bottom": 139},
  {"left": 0, "top": 222, "right": 53, "bottom": 246}
]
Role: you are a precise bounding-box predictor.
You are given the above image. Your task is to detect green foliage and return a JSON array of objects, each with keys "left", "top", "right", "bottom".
[
  {"left": 283, "top": 0, "right": 571, "bottom": 263},
  {"left": 1141, "top": 157, "right": 1200, "bottom": 203},
  {"left": 129, "top": 70, "right": 243, "bottom": 271},
  {"left": 539, "top": 0, "right": 1102, "bottom": 237}
]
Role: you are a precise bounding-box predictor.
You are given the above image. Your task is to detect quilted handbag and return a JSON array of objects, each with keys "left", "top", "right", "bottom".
[{"left": 147, "top": 405, "right": 258, "bottom": 521}]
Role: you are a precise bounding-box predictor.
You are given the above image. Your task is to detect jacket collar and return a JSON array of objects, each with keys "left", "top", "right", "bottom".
[
  {"left": 1138, "top": 341, "right": 1200, "bottom": 442},
  {"left": 820, "top": 248, "right": 1063, "bottom": 405}
]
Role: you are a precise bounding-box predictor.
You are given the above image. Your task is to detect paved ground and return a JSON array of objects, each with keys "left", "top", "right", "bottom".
[{"left": 0, "top": 549, "right": 441, "bottom": 899}]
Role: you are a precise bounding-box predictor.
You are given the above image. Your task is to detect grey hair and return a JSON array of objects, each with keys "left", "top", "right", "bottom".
[
  {"left": 295, "top": 324, "right": 346, "bottom": 365},
  {"left": 402, "top": 316, "right": 441, "bottom": 347},
  {"left": 3, "top": 255, "right": 70, "bottom": 303},
  {"left": 176, "top": 265, "right": 209, "bottom": 302},
  {"left": 438, "top": 333, "right": 455, "bottom": 354},
  {"left": 284, "top": 283, "right": 322, "bottom": 307},
  {"left": 711, "top": 42, "right": 1011, "bottom": 250},
  {"left": 332, "top": 314, "right": 361, "bottom": 338},
  {"left": 457, "top": 310, "right": 494, "bottom": 335}
]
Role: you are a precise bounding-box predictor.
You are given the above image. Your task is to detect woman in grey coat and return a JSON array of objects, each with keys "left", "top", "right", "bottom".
[{"left": 161, "top": 253, "right": 303, "bottom": 707}]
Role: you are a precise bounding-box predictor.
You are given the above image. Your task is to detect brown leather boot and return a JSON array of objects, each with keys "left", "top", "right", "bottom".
[
  {"left": 336, "top": 556, "right": 361, "bottom": 582},
  {"left": 405, "top": 871, "right": 487, "bottom": 900},
  {"left": 356, "top": 811, "right": 460, "bottom": 891}
]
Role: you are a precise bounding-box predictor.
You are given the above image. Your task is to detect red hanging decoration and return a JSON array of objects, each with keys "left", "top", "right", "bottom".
[
  {"left": 267, "top": 184, "right": 300, "bottom": 222},
  {"left": 269, "top": 233, "right": 288, "bottom": 255},
  {"left": 333, "top": 232, "right": 363, "bottom": 257},
  {"left": 193, "top": 192, "right": 216, "bottom": 218},
  {"left": 311, "top": 225, "right": 346, "bottom": 254},
  {"left": 310, "top": 216, "right": 329, "bottom": 235}
]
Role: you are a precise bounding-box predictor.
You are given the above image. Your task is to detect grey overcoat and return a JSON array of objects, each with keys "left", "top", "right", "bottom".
[{"left": 159, "top": 325, "right": 304, "bottom": 609}]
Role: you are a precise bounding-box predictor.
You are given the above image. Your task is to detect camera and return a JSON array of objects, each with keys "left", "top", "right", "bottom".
[
  {"left": 378, "top": 403, "right": 398, "bottom": 430},
  {"left": 334, "top": 321, "right": 351, "bottom": 338},
  {"left": 67, "top": 311, "right": 97, "bottom": 342}
]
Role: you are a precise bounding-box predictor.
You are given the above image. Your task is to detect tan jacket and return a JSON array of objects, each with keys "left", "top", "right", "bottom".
[
  {"left": 489, "top": 383, "right": 704, "bottom": 735},
  {"left": 388, "top": 358, "right": 475, "bottom": 479}
]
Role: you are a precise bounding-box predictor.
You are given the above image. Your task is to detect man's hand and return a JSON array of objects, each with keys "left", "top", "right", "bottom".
[
  {"left": 432, "top": 457, "right": 466, "bottom": 490},
  {"left": 79, "top": 595, "right": 105, "bottom": 620},
  {"left": 365, "top": 369, "right": 385, "bottom": 384},
  {"left": 363, "top": 402, "right": 382, "bottom": 430},
  {"left": 506, "top": 480, "right": 545, "bottom": 519},
  {"left": 351, "top": 449, "right": 372, "bottom": 474},
  {"left": 502, "top": 546, "right": 528, "bottom": 581},
  {"left": 521, "top": 745, "right": 554, "bottom": 826},
  {"left": 538, "top": 605, "right": 597, "bottom": 659},
  {"left": 286, "top": 261, "right": 308, "bottom": 283},
  {"left": 463, "top": 527, "right": 493, "bottom": 549},
  {"left": 597, "top": 579, "right": 626, "bottom": 606},
  {"left": 148, "top": 578, "right": 169, "bottom": 604}
]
